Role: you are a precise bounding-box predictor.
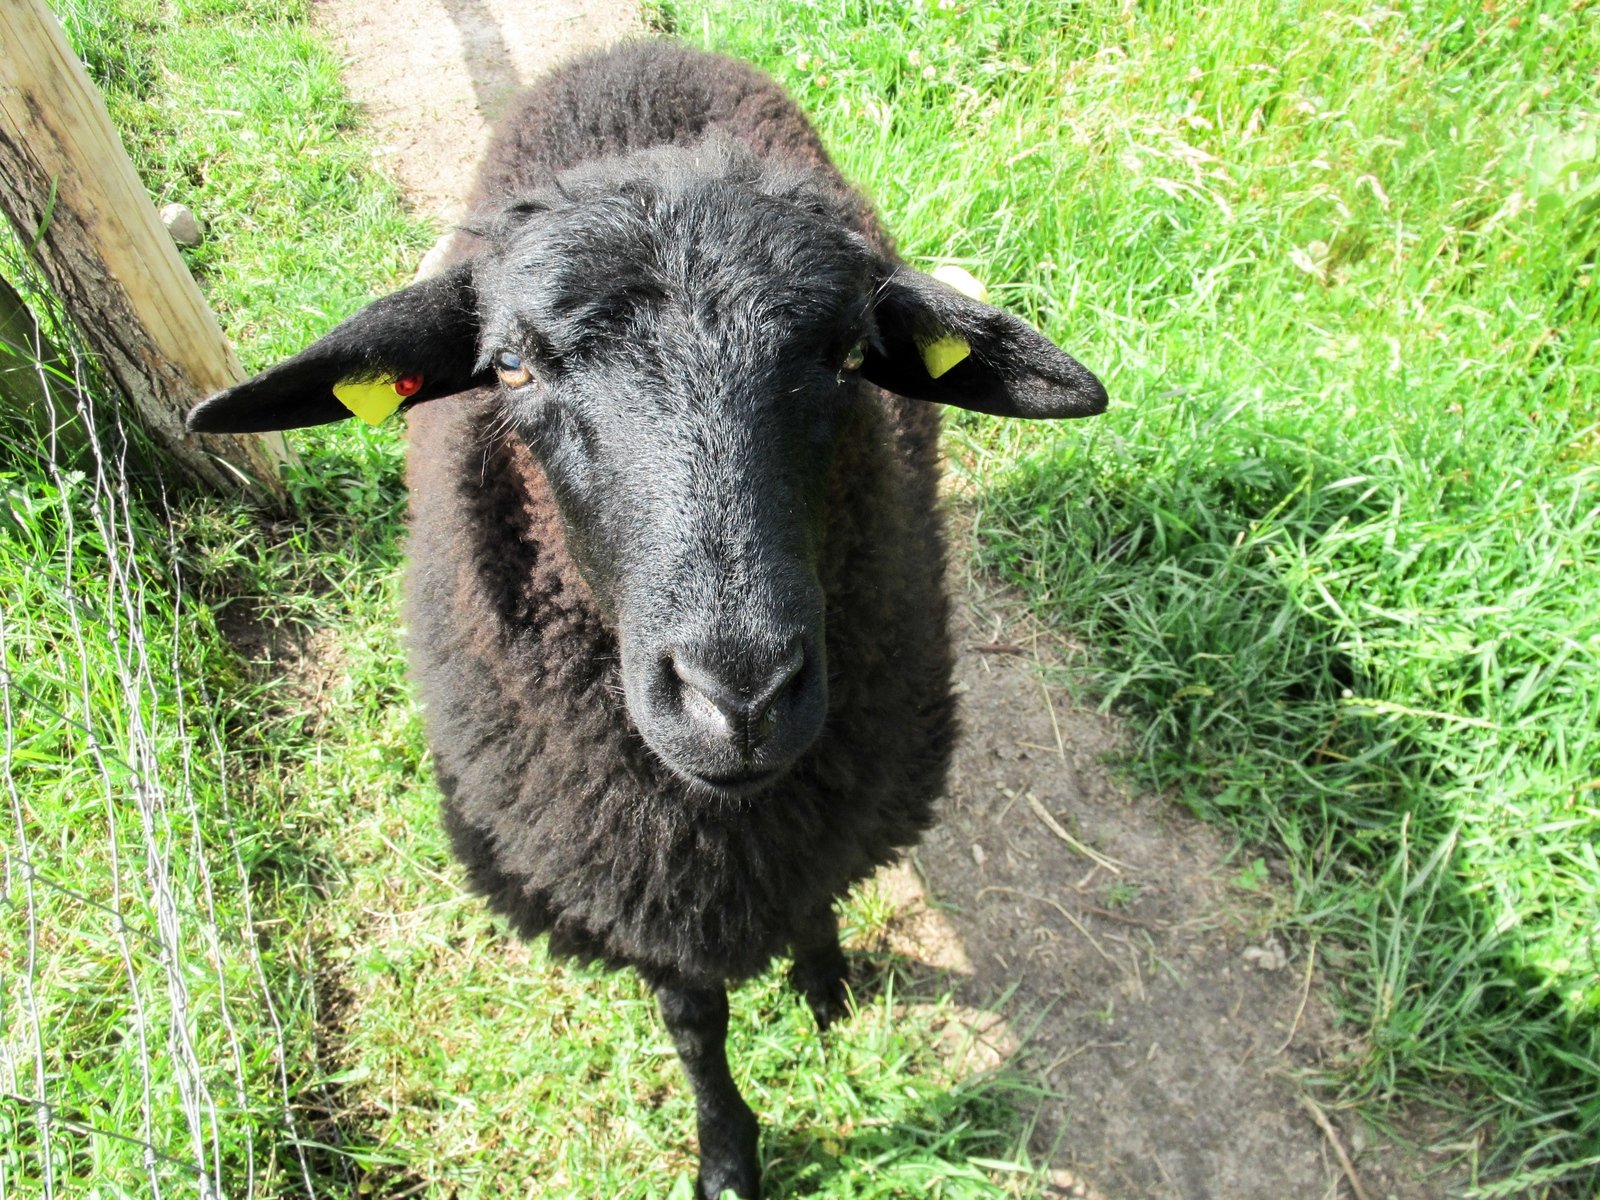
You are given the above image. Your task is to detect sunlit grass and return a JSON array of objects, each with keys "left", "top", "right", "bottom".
[
  {"left": 666, "top": 0, "right": 1600, "bottom": 1189},
  {"left": 0, "top": 249, "right": 317, "bottom": 1193},
  {"left": 14, "top": 0, "right": 1599, "bottom": 1193}
]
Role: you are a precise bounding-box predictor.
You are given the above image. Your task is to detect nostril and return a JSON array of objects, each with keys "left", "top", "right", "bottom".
[
  {"left": 752, "top": 646, "right": 804, "bottom": 717},
  {"left": 670, "top": 656, "right": 742, "bottom": 724}
]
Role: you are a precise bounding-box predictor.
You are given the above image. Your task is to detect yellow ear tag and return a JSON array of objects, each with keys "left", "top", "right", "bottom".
[
  {"left": 332, "top": 373, "right": 422, "bottom": 426},
  {"left": 919, "top": 265, "right": 990, "bottom": 380}
]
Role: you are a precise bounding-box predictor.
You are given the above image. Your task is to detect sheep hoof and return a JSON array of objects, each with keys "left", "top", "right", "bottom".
[
  {"left": 701, "top": 1178, "right": 759, "bottom": 1200},
  {"left": 791, "top": 957, "right": 852, "bottom": 1033},
  {"left": 697, "top": 1111, "right": 760, "bottom": 1199}
]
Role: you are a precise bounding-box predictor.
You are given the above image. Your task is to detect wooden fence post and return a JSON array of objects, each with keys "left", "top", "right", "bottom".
[{"left": 0, "top": 0, "right": 294, "bottom": 502}]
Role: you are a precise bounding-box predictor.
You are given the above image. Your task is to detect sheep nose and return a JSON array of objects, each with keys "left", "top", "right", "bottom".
[{"left": 671, "top": 644, "right": 805, "bottom": 754}]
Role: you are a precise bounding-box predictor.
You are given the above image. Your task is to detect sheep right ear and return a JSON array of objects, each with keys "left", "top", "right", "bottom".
[{"left": 186, "top": 262, "right": 490, "bottom": 434}]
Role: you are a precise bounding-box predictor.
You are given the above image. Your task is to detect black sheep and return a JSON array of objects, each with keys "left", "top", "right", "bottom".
[{"left": 188, "top": 40, "right": 1106, "bottom": 1199}]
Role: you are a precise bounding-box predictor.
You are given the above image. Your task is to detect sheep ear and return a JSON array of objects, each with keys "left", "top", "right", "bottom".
[
  {"left": 861, "top": 266, "right": 1107, "bottom": 419},
  {"left": 185, "top": 262, "right": 489, "bottom": 434}
]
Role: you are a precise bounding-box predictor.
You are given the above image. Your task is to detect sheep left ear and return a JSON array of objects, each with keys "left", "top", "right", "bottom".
[
  {"left": 185, "top": 262, "right": 489, "bottom": 434},
  {"left": 861, "top": 266, "right": 1107, "bottom": 419}
]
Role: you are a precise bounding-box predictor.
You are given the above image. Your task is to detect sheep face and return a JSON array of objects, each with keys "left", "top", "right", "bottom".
[{"left": 468, "top": 168, "right": 875, "bottom": 795}]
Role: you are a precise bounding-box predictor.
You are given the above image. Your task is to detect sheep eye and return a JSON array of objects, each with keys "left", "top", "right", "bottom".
[
  {"left": 493, "top": 350, "right": 533, "bottom": 389},
  {"left": 841, "top": 339, "right": 867, "bottom": 373}
]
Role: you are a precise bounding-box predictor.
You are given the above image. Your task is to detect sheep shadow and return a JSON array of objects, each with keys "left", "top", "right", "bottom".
[
  {"left": 916, "top": 479, "right": 1494, "bottom": 1197},
  {"left": 824, "top": 537, "right": 1454, "bottom": 1200}
]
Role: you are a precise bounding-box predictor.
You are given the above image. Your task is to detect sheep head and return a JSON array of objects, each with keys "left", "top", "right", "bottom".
[{"left": 186, "top": 144, "right": 1106, "bottom": 798}]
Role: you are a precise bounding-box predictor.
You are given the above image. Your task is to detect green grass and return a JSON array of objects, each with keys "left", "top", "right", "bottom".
[
  {"left": 11, "top": 0, "right": 1599, "bottom": 1194},
  {"left": 1, "top": 0, "right": 432, "bottom": 1187},
  {"left": 661, "top": 0, "right": 1600, "bottom": 1190},
  {"left": 4, "top": 2, "right": 1055, "bottom": 1197},
  {"left": 2, "top": 0, "right": 424, "bottom": 1193}
]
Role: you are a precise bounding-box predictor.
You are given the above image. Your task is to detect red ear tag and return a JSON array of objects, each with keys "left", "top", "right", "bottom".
[{"left": 393, "top": 374, "right": 424, "bottom": 398}]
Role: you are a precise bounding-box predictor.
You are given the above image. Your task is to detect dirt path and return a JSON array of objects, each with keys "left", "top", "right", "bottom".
[
  {"left": 314, "top": 0, "right": 638, "bottom": 230},
  {"left": 311, "top": 3, "right": 1447, "bottom": 1195},
  {"left": 889, "top": 557, "right": 1447, "bottom": 1200}
]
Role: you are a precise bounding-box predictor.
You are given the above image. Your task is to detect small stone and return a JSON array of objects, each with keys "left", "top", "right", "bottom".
[
  {"left": 970, "top": 842, "right": 986, "bottom": 866},
  {"left": 1347, "top": 1120, "right": 1370, "bottom": 1153},
  {"left": 161, "top": 202, "right": 202, "bottom": 247},
  {"left": 1242, "top": 938, "right": 1289, "bottom": 972}
]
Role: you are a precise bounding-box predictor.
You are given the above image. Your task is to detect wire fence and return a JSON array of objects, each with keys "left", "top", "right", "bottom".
[{"left": 0, "top": 251, "right": 319, "bottom": 1197}]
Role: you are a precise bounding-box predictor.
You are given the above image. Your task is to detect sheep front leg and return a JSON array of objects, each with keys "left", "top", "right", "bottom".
[
  {"left": 655, "top": 982, "right": 761, "bottom": 1200},
  {"left": 788, "top": 903, "right": 850, "bottom": 1031}
]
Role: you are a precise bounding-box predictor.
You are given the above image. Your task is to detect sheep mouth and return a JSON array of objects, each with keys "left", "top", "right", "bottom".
[{"left": 678, "top": 763, "right": 789, "bottom": 799}]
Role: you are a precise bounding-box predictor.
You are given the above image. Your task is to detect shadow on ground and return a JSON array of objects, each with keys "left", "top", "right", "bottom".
[{"left": 857, "top": 546, "right": 1456, "bottom": 1200}]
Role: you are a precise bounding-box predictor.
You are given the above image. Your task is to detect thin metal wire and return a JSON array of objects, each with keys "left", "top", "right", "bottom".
[
  {"left": 1, "top": 264, "right": 318, "bottom": 1198},
  {"left": 2, "top": 610, "right": 56, "bottom": 1200}
]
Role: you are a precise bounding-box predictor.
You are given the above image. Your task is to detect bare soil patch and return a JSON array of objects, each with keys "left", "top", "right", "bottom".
[{"left": 308, "top": 3, "right": 1458, "bottom": 1195}]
